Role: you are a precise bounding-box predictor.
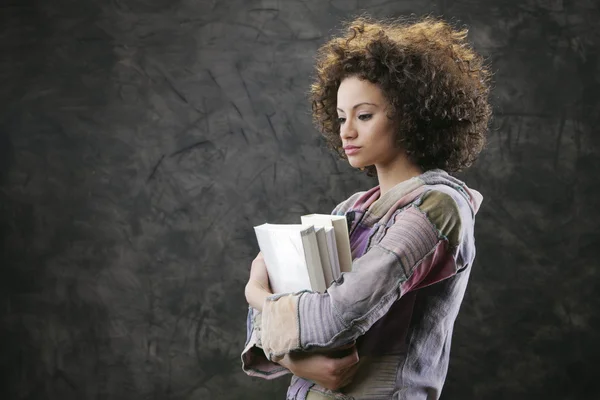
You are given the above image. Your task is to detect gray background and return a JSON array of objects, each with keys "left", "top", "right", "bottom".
[{"left": 1, "top": 0, "right": 599, "bottom": 399}]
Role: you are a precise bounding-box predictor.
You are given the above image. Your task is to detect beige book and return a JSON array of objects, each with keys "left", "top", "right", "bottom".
[
  {"left": 324, "top": 227, "right": 341, "bottom": 280},
  {"left": 314, "top": 227, "right": 335, "bottom": 286},
  {"left": 300, "top": 214, "right": 353, "bottom": 273}
]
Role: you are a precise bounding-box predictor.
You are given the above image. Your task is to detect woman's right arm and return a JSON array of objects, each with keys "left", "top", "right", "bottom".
[{"left": 241, "top": 306, "right": 360, "bottom": 389}]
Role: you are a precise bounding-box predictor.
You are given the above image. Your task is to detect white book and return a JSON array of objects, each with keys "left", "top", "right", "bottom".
[
  {"left": 300, "top": 214, "right": 353, "bottom": 273},
  {"left": 253, "top": 223, "right": 326, "bottom": 294}
]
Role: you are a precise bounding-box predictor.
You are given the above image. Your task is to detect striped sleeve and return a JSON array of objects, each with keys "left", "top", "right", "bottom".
[
  {"left": 259, "top": 191, "right": 464, "bottom": 361},
  {"left": 240, "top": 307, "right": 290, "bottom": 379}
]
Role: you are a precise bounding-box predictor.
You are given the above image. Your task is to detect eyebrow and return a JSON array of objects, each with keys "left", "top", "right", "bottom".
[{"left": 336, "top": 102, "right": 378, "bottom": 112}]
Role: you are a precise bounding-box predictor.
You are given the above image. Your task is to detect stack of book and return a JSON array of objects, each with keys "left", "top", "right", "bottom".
[{"left": 253, "top": 214, "right": 353, "bottom": 294}]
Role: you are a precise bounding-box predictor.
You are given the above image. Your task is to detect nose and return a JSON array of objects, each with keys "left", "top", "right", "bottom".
[{"left": 340, "top": 118, "right": 357, "bottom": 140}]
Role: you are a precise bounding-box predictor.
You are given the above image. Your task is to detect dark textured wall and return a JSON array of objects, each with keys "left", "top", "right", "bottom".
[{"left": 1, "top": 0, "right": 599, "bottom": 399}]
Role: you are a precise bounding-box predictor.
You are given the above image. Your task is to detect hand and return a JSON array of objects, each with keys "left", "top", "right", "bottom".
[
  {"left": 249, "top": 252, "right": 270, "bottom": 291},
  {"left": 245, "top": 252, "right": 272, "bottom": 310},
  {"left": 278, "top": 343, "right": 360, "bottom": 391}
]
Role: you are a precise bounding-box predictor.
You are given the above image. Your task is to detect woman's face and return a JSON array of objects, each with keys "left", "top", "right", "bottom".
[{"left": 336, "top": 76, "right": 402, "bottom": 170}]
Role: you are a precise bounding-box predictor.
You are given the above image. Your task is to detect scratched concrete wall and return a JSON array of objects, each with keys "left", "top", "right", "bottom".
[{"left": 1, "top": 0, "right": 598, "bottom": 399}]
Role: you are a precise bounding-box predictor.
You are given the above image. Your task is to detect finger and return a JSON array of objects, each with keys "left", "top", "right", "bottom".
[
  {"left": 338, "top": 357, "right": 360, "bottom": 377},
  {"left": 339, "top": 376, "right": 353, "bottom": 389},
  {"left": 336, "top": 341, "right": 356, "bottom": 350},
  {"left": 343, "top": 362, "right": 360, "bottom": 378},
  {"left": 249, "top": 259, "right": 269, "bottom": 280},
  {"left": 249, "top": 252, "right": 263, "bottom": 271},
  {"left": 339, "top": 363, "right": 360, "bottom": 388},
  {"left": 330, "top": 354, "right": 359, "bottom": 376},
  {"left": 338, "top": 376, "right": 352, "bottom": 389},
  {"left": 348, "top": 345, "right": 359, "bottom": 364},
  {"left": 333, "top": 358, "right": 360, "bottom": 388},
  {"left": 326, "top": 343, "right": 356, "bottom": 359},
  {"left": 337, "top": 345, "right": 359, "bottom": 368}
]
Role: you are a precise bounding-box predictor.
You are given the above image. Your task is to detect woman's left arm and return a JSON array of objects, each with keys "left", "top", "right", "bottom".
[{"left": 248, "top": 190, "right": 469, "bottom": 364}]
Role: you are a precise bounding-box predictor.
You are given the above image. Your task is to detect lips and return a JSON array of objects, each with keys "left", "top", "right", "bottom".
[{"left": 344, "top": 146, "right": 360, "bottom": 155}]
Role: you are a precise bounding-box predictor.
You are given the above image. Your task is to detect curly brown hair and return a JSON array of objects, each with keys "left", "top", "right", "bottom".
[{"left": 310, "top": 16, "right": 492, "bottom": 176}]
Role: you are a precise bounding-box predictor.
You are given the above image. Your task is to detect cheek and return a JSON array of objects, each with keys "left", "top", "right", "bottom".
[{"left": 373, "top": 120, "right": 396, "bottom": 145}]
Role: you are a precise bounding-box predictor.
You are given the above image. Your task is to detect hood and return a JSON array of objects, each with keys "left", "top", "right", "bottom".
[
  {"left": 348, "top": 169, "right": 483, "bottom": 224},
  {"left": 419, "top": 169, "right": 483, "bottom": 215}
]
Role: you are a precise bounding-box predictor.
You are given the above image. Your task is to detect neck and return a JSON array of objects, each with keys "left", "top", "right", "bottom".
[{"left": 375, "top": 154, "right": 424, "bottom": 196}]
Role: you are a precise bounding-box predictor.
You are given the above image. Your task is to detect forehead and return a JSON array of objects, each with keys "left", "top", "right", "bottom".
[{"left": 337, "top": 76, "right": 385, "bottom": 107}]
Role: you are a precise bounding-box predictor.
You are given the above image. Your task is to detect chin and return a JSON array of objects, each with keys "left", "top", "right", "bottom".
[{"left": 349, "top": 159, "right": 368, "bottom": 169}]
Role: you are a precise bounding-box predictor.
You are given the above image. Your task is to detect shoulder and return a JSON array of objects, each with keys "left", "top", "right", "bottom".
[
  {"left": 331, "top": 191, "right": 368, "bottom": 216},
  {"left": 413, "top": 190, "right": 464, "bottom": 248}
]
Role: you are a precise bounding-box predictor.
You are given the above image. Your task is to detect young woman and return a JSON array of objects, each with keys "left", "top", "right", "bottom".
[{"left": 242, "top": 16, "right": 492, "bottom": 400}]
